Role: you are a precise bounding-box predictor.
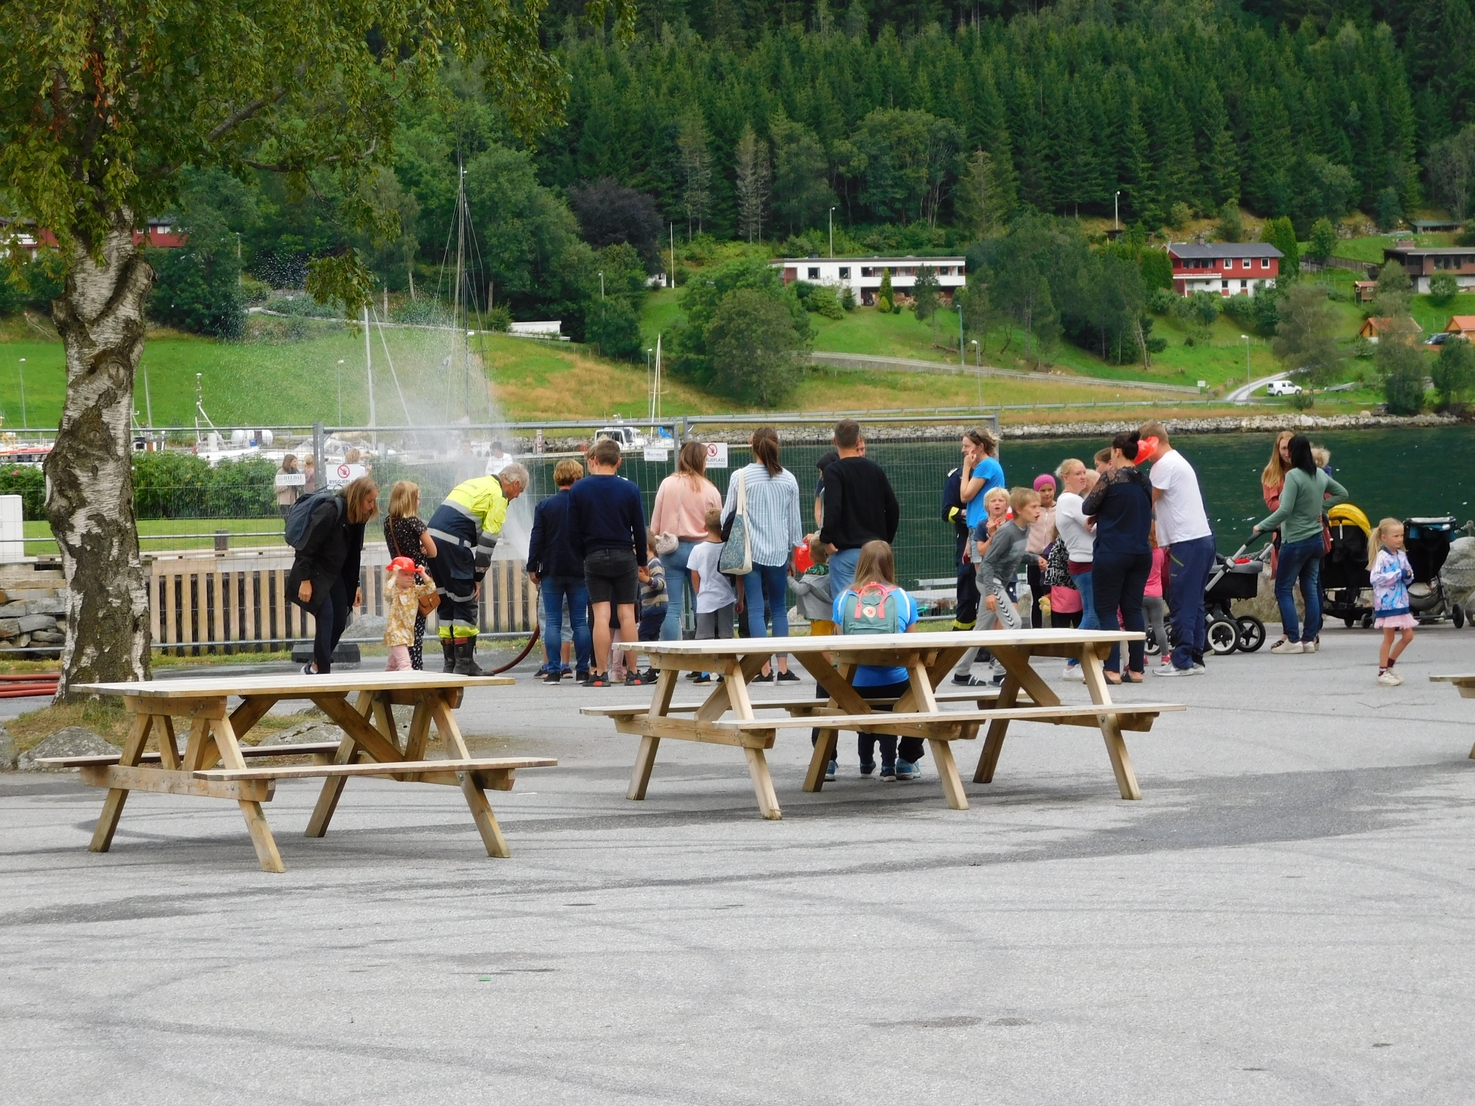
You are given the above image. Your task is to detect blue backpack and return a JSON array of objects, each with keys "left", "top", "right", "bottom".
[
  {"left": 285, "top": 490, "right": 343, "bottom": 550},
  {"left": 840, "top": 582, "right": 902, "bottom": 635}
]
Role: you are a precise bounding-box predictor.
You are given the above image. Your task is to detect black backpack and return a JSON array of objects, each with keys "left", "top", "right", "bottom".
[{"left": 285, "top": 490, "right": 343, "bottom": 550}]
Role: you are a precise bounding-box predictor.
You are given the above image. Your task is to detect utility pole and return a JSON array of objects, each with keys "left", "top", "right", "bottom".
[
  {"left": 1114, "top": 191, "right": 1121, "bottom": 231},
  {"left": 829, "top": 207, "right": 835, "bottom": 258},
  {"left": 670, "top": 223, "right": 676, "bottom": 289},
  {"left": 337, "top": 360, "right": 345, "bottom": 424},
  {"left": 16, "top": 358, "right": 25, "bottom": 430},
  {"left": 142, "top": 363, "right": 153, "bottom": 428},
  {"left": 1242, "top": 334, "right": 1251, "bottom": 390},
  {"left": 599, "top": 271, "right": 605, "bottom": 300},
  {"left": 364, "top": 306, "right": 376, "bottom": 447}
]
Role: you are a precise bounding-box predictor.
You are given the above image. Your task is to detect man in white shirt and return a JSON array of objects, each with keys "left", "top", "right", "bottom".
[
  {"left": 1141, "top": 421, "right": 1215, "bottom": 676},
  {"left": 484, "top": 441, "right": 513, "bottom": 477}
]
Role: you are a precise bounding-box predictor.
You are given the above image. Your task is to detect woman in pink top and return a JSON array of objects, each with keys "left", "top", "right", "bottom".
[
  {"left": 1144, "top": 522, "right": 1170, "bottom": 665},
  {"left": 650, "top": 440, "right": 723, "bottom": 640}
]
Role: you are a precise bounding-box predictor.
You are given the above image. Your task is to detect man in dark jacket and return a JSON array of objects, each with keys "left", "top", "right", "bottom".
[
  {"left": 527, "top": 458, "right": 592, "bottom": 683},
  {"left": 820, "top": 419, "right": 899, "bottom": 596},
  {"left": 288, "top": 477, "right": 378, "bottom": 675}
]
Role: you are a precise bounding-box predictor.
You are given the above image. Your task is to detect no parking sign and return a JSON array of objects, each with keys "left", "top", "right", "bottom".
[{"left": 705, "top": 442, "right": 728, "bottom": 469}]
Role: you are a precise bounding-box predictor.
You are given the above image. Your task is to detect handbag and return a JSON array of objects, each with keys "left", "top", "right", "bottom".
[
  {"left": 718, "top": 473, "right": 753, "bottom": 575},
  {"left": 389, "top": 521, "right": 439, "bottom": 616},
  {"left": 1042, "top": 539, "right": 1076, "bottom": 590}
]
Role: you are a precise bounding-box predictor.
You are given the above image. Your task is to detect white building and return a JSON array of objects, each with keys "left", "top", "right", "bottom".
[{"left": 772, "top": 256, "right": 967, "bottom": 306}]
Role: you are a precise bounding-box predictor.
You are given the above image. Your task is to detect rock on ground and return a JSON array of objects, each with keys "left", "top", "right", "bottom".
[
  {"left": 0, "top": 725, "right": 16, "bottom": 771},
  {"left": 17, "top": 727, "right": 118, "bottom": 772}
]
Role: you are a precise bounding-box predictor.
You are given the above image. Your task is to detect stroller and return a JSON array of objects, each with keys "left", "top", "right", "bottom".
[
  {"left": 1322, "top": 504, "right": 1374, "bottom": 628},
  {"left": 1203, "top": 538, "right": 1272, "bottom": 655},
  {"left": 1404, "top": 516, "right": 1465, "bottom": 627}
]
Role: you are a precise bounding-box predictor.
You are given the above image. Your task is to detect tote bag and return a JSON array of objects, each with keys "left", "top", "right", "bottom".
[{"left": 718, "top": 473, "right": 753, "bottom": 575}]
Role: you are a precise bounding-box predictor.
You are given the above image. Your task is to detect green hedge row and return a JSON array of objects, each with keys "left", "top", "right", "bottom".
[{"left": 0, "top": 453, "right": 280, "bottom": 521}]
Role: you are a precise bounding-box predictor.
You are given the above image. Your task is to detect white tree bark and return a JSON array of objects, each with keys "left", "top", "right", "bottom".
[{"left": 44, "top": 219, "right": 154, "bottom": 700}]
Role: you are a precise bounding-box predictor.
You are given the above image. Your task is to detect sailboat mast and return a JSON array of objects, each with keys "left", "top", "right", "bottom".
[{"left": 455, "top": 163, "right": 471, "bottom": 423}]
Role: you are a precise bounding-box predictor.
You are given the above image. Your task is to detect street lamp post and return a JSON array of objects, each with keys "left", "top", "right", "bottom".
[
  {"left": 829, "top": 207, "right": 835, "bottom": 259},
  {"left": 599, "top": 271, "right": 604, "bottom": 300},
  {"left": 970, "top": 339, "right": 982, "bottom": 409},
  {"left": 1114, "top": 191, "right": 1121, "bottom": 231},
  {"left": 16, "top": 358, "right": 25, "bottom": 430},
  {"left": 1241, "top": 334, "right": 1251, "bottom": 390}
]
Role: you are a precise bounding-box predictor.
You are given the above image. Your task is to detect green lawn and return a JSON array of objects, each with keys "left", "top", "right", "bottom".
[{"left": 1331, "top": 233, "right": 1456, "bottom": 263}]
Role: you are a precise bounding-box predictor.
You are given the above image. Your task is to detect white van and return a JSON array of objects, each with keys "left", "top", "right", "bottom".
[{"left": 1265, "top": 379, "right": 1303, "bottom": 396}]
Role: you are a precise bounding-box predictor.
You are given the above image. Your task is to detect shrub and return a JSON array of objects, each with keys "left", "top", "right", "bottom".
[
  {"left": 1430, "top": 272, "right": 1459, "bottom": 306},
  {"left": 132, "top": 452, "right": 277, "bottom": 520},
  {"left": 1376, "top": 329, "right": 1426, "bottom": 414},
  {"left": 807, "top": 285, "right": 845, "bottom": 319},
  {"left": 1432, "top": 336, "right": 1475, "bottom": 411},
  {"left": 1146, "top": 288, "right": 1176, "bottom": 314},
  {"left": 391, "top": 297, "right": 451, "bottom": 326},
  {"left": 1167, "top": 202, "right": 1193, "bottom": 230},
  {"left": 147, "top": 246, "right": 246, "bottom": 338},
  {"left": 840, "top": 285, "right": 856, "bottom": 311},
  {"left": 0, "top": 464, "right": 46, "bottom": 519},
  {"left": 584, "top": 297, "right": 642, "bottom": 357},
  {"left": 1218, "top": 201, "right": 1243, "bottom": 243}
]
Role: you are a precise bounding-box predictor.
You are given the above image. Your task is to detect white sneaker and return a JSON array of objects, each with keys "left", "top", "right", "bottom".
[
  {"left": 1062, "top": 663, "right": 1084, "bottom": 682},
  {"left": 1190, "top": 663, "right": 1207, "bottom": 674},
  {"left": 1377, "top": 669, "right": 1401, "bottom": 686},
  {"left": 1304, "top": 638, "right": 1319, "bottom": 653},
  {"left": 1155, "top": 663, "right": 1194, "bottom": 677},
  {"left": 1270, "top": 639, "right": 1304, "bottom": 654}
]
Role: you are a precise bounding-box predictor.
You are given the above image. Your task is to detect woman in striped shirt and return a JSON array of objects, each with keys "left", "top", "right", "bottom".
[{"left": 723, "top": 426, "right": 805, "bottom": 682}]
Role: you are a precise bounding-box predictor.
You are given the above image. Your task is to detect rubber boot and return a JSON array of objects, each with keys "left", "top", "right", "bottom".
[
  {"left": 441, "top": 639, "right": 456, "bottom": 673},
  {"left": 453, "top": 638, "right": 486, "bottom": 677}
]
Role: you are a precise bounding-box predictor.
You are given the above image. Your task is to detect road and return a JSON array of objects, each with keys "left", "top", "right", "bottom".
[{"left": 1226, "top": 371, "right": 1290, "bottom": 403}]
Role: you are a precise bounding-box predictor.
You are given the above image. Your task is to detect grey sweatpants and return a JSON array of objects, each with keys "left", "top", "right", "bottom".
[{"left": 1143, "top": 594, "right": 1169, "bottom": 655}]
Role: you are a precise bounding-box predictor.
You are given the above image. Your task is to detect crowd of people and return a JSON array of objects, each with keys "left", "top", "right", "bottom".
[{"left": 281, "top": 414, "right": 1417, "bottom": 710}]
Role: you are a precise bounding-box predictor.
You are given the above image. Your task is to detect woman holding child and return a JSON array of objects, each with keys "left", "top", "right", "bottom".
[
  {"left": 723, "top": 427, "right": 805, "bottom": 682},
  {"left": 1081, "top": 431, "right": 1154, "bottom": 683}
]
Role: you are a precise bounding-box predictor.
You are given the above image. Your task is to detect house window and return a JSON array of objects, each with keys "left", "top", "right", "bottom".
[
  {"left": 1240, "top": 280, "right": 1248, "bottom": 290},
  {"left": 1222, "top": 280, "right": 1229, "bottom": 290},
  {"left": 1261, "top": 258, "right": 1270, "bottom": 269},
  {"left": 838, "top": 267, "right": 851, "bottom": 279},
  {"left": 861, "top": 267, "right": 874, "bottom": 278},
  {"left": 807, "top": 267, "right": 820, "bottom": 280}
]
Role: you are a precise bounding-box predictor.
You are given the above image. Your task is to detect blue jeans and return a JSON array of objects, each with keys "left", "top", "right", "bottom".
[
  {"left": 541, "top": 575, "right": 592, "bottom": 674},
  {"left": 1275, "top": 535, "right": 1324, "bottom": 643},
  {"left": 740, "top": 562, "right": 791, "bottom": 655},
  {"left": 1063, "top": 568, "right": 1097, "bottom": 669},
  {"left": 1167, "top": 535, "right": 1217, "bottom": 669},
  {"left": 1092, "top": 550, "right": 1153, "bottom": 673},
  {"left": 829, "top": 546, "right": 860, "bottom": 598},
  {"left": 658, "top": 540, "right": 696, "bottom": 641}
]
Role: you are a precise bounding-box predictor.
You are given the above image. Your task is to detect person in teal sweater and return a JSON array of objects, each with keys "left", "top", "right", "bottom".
[{"left": 1252, "top": 434, "right": 1348, "bottom": 653}]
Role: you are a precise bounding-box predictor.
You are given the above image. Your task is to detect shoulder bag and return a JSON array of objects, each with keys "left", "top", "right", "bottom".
[{"left": 718, "top": 472, "right": 753, "bottom": 575}]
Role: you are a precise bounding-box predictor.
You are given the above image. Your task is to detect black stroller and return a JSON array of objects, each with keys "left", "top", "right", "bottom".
[
  {"left": 1204, "top": 539, "right": 1271, "bottom": 655},
  {"left": 1323, "top": 504, "right": 1374, "bottom": 628},
  {"left": 1404, "top": 516, "right": 1465, "bottom": 627}
]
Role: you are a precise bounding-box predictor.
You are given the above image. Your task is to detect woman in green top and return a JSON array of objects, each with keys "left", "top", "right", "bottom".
[{"left": 1252, "top": 434, "right": 1349, "bottom": 654}]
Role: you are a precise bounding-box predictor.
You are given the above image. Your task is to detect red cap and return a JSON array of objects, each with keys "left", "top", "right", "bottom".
[
  {"left": 1134, "top": 436, "right": 1159, "bottom": 464},
  {"left": 387, "top": 556, "right": 418, "bottom": 574}
]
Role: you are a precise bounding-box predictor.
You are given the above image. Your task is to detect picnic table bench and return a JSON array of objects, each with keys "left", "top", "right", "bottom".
[
  {"left": 582, "top": 630, "right": 1184, "bottom": 819},
  {"left": 1430, "top": 674, "right": 1475, "bottom": 758},
  {"left": 42, "top": 672, "right": 553, "bottom": 872}
]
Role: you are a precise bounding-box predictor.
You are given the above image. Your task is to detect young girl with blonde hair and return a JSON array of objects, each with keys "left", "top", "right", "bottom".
[{"left": 1369, "top": 518, "right": 1416, "bottom": 686}]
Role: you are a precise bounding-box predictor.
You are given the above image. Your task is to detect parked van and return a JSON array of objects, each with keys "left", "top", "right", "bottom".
[{"left": 1265, "top": 379, "right": 1303, "bottom": 396}]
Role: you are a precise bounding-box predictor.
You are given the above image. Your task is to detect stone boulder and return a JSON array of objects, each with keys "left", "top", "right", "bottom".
[
  {"left": 1442, "top": 537, "right": 1475, "bottom": 613},
  {"left": 0, "top": 725, "right": 16, "bottom": 771},
  {"left": 17, "top": 727, "right": 118, "bottom": 772}
]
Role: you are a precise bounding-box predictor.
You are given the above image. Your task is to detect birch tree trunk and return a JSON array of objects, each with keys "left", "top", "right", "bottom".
[{"left": 44, "top": 221, "right": 154, "bottom": 700}]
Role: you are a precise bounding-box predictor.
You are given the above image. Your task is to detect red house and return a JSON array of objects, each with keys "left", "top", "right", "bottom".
[
  {"left": 1, "top": 217, "right": 186, "bottom": 260},
  {"left": 1166, "top": 242, "right": 1283, "bottom": 297}
]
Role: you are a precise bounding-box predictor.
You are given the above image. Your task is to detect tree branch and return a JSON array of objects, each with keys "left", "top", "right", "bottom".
[{"left": 240, "top": 137, "right": 377, "bottom": 175}]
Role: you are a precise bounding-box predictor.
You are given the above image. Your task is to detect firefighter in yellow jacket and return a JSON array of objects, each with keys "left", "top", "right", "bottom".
[{"left": 426, "top": 464, "right": 530, "bottom": 674}]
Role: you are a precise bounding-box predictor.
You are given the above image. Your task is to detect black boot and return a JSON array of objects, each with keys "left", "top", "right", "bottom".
[
  {"left": 441, "top": 639, "right": 456, "bottom": 673},
  {"left": 453, "top": 638, "right": 486, "bottom": 676}
]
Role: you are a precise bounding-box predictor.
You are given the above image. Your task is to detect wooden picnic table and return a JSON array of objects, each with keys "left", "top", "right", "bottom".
[
  {"left": 1430, "top": 674, "right": 1475, "bottom": 758},
  {"left": 45, "top": 672, "right": 554, "bottom": 872},
  {"left": 582, "top": 629, "right": 1184, "bottom": 820}
]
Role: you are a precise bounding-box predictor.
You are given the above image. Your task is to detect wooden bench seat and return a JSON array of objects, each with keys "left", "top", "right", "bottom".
[
  {"left": 35, "top": 741, "right": 346, "bottom": 769},
  {"left": 706, "top": 701, "right": 1185, "bottom": 737},
  {"left": 196, "top": 756, "right": 557, "bottom": 785},
  {"left": 580, "top": 687, "right": 1010, "bottom": 721}
]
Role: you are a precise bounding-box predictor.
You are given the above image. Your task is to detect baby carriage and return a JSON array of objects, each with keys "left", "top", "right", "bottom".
[
  {"left": 1404, "top": 516, "right": 1465, "bottom": 627},
  {"left": 1203, "top": 538, "right": 1272, "bottom": 655},
  {"left": 1322, "top": 504, "right": 1373, "bottom": 628}
]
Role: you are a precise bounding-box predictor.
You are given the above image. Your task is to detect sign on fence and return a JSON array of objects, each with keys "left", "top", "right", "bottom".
[
  {"left": 706, "top": 443, "right": 729, "bottom": 469},
  {"left": 325, "top": 463, "right": 367, "bottom": 489},
  {"left": 643, "top": 447, "right": 670, "bottom": 462},
  {"left": 274, "top": 473, "right": 306, "bottom": 488}
]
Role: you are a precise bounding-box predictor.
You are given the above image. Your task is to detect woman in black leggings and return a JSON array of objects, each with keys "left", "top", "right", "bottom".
[{"left": 1081, "top": 432, "right": 1154, "bottom": 683}]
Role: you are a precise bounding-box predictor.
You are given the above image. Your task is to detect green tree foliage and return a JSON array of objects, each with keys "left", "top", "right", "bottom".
[
  {"left": 1262, "top": 217, "right": 1300, "bottom": 279},
  {"left": 1172, "top": 291, "right": 1222, "bottom": 340},
  {"left": 912, "top": 267, "right": 940, "bottom": 322},
  {"left": 877, "top": 268, "right": 894, "bottom": 313},
  {"left": 585, "top": 297, "right": 642, "bottom": 358},
  {"left": 1218, "top": 201, "right": 1244, "bottom": 243},
  {"left": 1139, "top": 250, "right": 1173, "bottom": 291},
  {"left": 1377, "top": 187, "right": 1404, "bottom": 231},
  {"left": 852, "top": 110, "right": 963, "bottom": 226},
  {"left": 705, "top": 288, "right": 808, "bottom": 407},
  {"left": 1307, "top": 218, "right": 1338, "bottom": 264},
  {"left": 806, "top": 285, "right": 845, "bottom": 320},
  {"left": 1427, "top": 125, "right": 1475, "bottom": 223},
  {"left": 1432, "top": 337, "right": 1475, "bottom": 411},
  {"left": 1430, "top": 273, "right": 1460, "bottom": 305},
  {"left": 1374, "top": 259, "right": 1413, "bottom": 318},
  {"left": 1272, "top": 282, "right": 1345, "bottom": 397},
  {"left": 954, "top": 149, "right": 1014, "bottom": 243},
  {"left": 1377, "top": 331, "right": 1427, "bottom": 414},
  {"left": 145, "top": 169, "right": 252, "bottom": 337},
  {"left": 957, "top": 281, "right": 994, "bottom": 354},
  {"left": 733, "top": 125, "right": 772, "bottom": 244},
  {"left": 0, "top": 464, "right": 46, "bottom": 520},
  {"left": 769, "top": 116, "right": 834, "bottom": 237},
  {"left": 668, "top": 257, "right": 810, "bottom": 391}
]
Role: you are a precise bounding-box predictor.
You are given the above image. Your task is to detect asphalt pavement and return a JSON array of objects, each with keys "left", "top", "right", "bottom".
[{"left": 4, "top": 624, "right": 1475, "bottom": 1104}]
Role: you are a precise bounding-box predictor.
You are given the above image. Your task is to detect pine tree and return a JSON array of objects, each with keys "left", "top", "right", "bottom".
[
  {"left": 1264, "top": 216, "right": 1300, "bottom": 279},
  {"left": 877, "top": 267, "right": 894, "bottom": 312},
  {"left": 677, "top": 111, "right": 713, "bottom": 240},
  {"left": 954, "top": 149, "right": 1010, "bottom": 242},
  {"left": 733, "top": 124, "right": 772, "bottom": 243},
  {"left": 1307, "top": 217, "right": 1337, "bottom": 264}
]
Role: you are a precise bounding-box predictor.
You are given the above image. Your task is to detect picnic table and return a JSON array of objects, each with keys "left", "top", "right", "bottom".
[
  {"left": 1430, "top": 674, "right": 1475, "bottom": 758},
  {"left": 41, "top": 672, "right": 553, "bottom": 872},
  {"left": 583, "top": 629, "right": 1184, "bottom": 820}
]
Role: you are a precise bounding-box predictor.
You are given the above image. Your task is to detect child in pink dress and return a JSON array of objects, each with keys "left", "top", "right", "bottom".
[{"left": 1369, "top": 518, "right": 1416, "bottom": 686}]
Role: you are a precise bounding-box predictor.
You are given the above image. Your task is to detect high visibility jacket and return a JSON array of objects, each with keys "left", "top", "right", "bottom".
[{"left": 430, "top": 476, "right": 508, "bottom": 578}]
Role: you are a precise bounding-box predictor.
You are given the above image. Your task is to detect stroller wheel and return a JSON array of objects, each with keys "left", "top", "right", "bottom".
[
  {"left": 1236, "top": 616, "right": 1266, "bottom": 653},
  {"left": 1361, "top": 614, "right": 1374, "bottom": 629},
  {"left": 1344, "top": 618, "right": 1355, "bottom": 629},
  {"left": 1144, "top": 628, "right": 1161, "bottom": 656},
  {"left": 1207, "top": 616, "right": 1240, "bottom": 655},
  {"left": 1455, "top": 605, "right": 1466, "bottom": 630}
]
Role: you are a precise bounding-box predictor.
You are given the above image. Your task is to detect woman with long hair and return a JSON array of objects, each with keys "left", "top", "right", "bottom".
[
  {"left": 723, "top": 426, "right": 804, "bottom": 681},
  {"left": 383, "top": 480, "right": 438, "bottom": 670},
  {"left": 289, "top": 476, "right": 379, "bottom": 676},
  {"left": 1081, "top": 432, "right": 1154, "bottom": 682},
  {"left": 1253, "top": 434, "right": 1348, "bottom": 653},
  {"left": 1260, "top": 430, "right": 1294, "bottom": 579},
  {"left": 650, "top": 440, "right": 723, "bottom": 641}
]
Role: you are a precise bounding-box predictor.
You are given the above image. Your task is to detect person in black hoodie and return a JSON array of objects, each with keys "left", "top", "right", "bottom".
[
  {"left": 820, "top": 419, "right": 899, "bottom": 597},
  {"left": 1081, "top": 431, "right": 1154, "bottom": 683},
  {"left": 289, "top": 476, "right": 378, "bottom": 675},
  {"left": 527, "top": 458, "right": 593, "bottom": 683}
]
